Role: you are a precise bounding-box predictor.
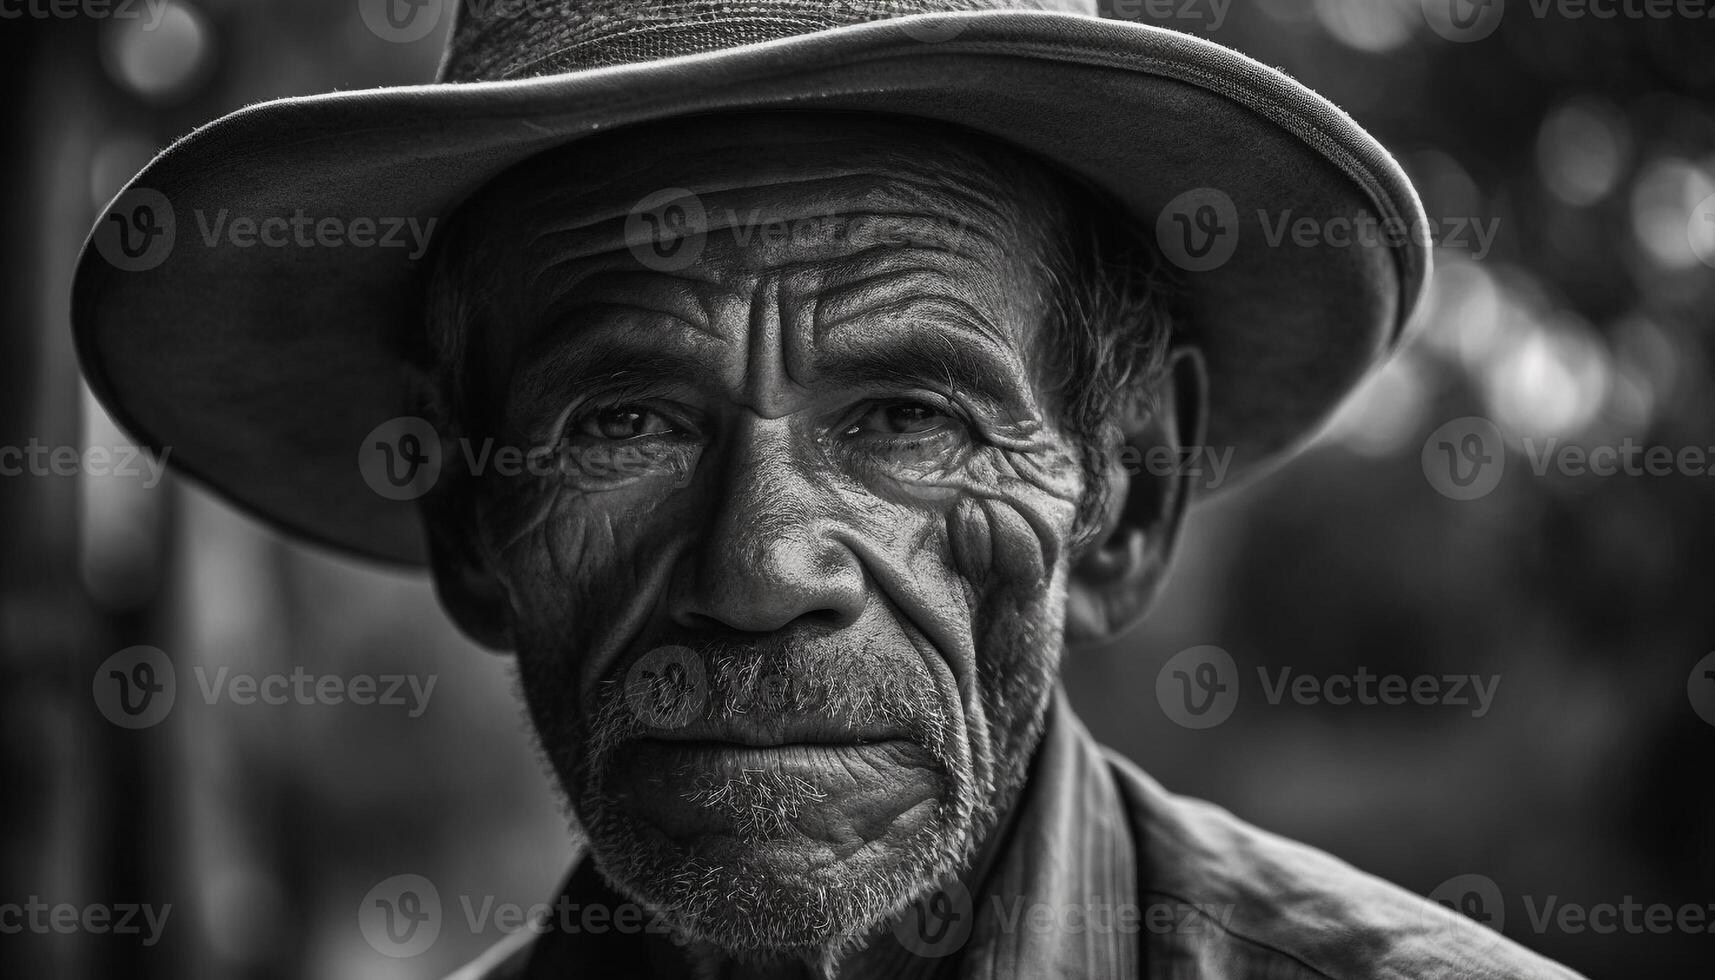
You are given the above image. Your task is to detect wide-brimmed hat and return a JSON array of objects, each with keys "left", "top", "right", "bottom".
[{"left": 72, "top": 0, "right": 1429, "bottom": 566}]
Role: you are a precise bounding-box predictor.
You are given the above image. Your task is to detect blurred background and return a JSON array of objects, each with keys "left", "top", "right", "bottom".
[{"left": 3, "top": 0, "right": 1713, "bottom": 976}]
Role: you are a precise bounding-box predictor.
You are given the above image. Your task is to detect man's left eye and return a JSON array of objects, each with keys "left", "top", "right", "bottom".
[
  {"left": 845, "top": 401, "right": 960, "bottom": 437},
  {"left": 574, "top": 405, "right": 678, "bottom": 440}
]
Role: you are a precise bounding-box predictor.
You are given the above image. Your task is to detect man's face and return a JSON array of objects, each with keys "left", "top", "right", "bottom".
[{"left": 437, "top": 114, "right": 1091, "bottom": 956}]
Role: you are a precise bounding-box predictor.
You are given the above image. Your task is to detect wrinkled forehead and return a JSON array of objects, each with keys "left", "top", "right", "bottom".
[
  {"left": 454, "top": 111, "right": 1067, "bottom": 288},
  {"left": 429, "top": 113, "right": 1080, "bottom": 423}
]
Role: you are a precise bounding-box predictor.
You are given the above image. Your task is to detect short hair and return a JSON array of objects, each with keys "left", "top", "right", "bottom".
[
  {"left": 409, "top": 137, "right": 1178, "bottom": 547},
  {"left": 1028, "top": 180, "right": 1179, "bottom": 548}
]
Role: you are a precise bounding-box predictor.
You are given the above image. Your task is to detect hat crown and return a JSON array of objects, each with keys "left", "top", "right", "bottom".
[{"left": 439, "top": 0, "right": 1093, "bottom": 81}]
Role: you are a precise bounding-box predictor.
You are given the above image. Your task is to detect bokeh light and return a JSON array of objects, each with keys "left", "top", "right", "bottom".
[{"left": 100, "top": 1, "right": 216, "bottom": 104}]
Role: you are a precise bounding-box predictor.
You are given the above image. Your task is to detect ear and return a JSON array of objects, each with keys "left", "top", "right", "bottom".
[
  {"left": 1064, "top": 345, "right": 1209, "bottom": 646},
  {"left": 420, "top": 473, "right": 516, "bottom": 651}
]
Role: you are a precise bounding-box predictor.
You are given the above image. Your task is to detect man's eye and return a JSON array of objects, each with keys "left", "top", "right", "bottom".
[
  {"left": 846, "top": 401, "right": 959, "bottom": 437},
  {"left": 574, "top": 406, "right": 678, "bottom": 440}
]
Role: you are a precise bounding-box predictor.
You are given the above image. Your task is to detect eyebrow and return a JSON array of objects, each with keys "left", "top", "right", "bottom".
[
  {"left": 810, "top": 329, "right": 1033, "bottom": 411},
  {"left": 507, "top": 338, "right": 716, "bottom": 426}
]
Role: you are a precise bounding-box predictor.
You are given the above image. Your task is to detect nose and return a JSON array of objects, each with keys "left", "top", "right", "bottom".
[{"left": 671, "top": 415, "right": 867, "bottom": 634}]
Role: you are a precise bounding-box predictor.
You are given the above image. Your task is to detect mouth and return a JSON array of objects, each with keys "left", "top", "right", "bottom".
[
  {"left": 641, "top": 714, "right": 911, "bottom": 749},
  {"left": 612, "top": 736, "right": 943, "bottom": 845}
]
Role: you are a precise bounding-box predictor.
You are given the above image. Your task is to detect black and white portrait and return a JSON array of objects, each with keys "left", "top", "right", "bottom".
[{"left": 4, "top": 1, "right": 1713, "bottom": 977}]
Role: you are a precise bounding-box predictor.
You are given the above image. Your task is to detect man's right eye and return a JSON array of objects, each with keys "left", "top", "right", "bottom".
[{"left": 573, "top": 405, "right": 679, "bottom": 441}]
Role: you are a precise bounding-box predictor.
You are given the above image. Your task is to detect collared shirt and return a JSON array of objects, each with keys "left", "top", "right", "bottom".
[{"left": 450, "top": 690, "right": 1585, "bottom": 979}]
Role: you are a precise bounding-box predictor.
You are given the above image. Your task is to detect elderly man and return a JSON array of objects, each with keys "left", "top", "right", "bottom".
[{"left": 73, "top": 1, "right": 1583, "bottom": 977}]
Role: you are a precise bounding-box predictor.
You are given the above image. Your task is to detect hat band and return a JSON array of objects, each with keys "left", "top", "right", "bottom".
[{"left": 438, "top": 0, "right": 1088, "bottom": 82}]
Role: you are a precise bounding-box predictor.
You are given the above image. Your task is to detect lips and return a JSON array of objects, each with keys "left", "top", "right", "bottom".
[{"left": 612, "top": 736, "right": 943, "bottom": 844}]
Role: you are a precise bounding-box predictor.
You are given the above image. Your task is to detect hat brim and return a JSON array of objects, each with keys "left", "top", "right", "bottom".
[{"left": 72, "top": 10, "right": 1428, "bottom": 566}]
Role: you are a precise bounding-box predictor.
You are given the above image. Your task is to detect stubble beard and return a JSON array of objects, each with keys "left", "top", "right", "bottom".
[{"left": 517, "top": 634, "right": 1053, "bottom": 966}]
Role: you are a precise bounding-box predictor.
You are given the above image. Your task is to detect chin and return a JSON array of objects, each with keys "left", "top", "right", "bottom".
[{"left": 569, "top": 746, "right": 988, "bottom": 958}]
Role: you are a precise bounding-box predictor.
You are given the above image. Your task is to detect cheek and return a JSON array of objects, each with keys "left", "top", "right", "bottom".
[
  {"left": 477, "top": 469, "right": 690, "bottom": 679},
  {"left": 939, "top": 444, "right": 1082, "bottom": 737},
  {"left": 942, "top": 442, "right": 1082, "bottom": 593},
  {"left": 848, "top": 435, "right": 1080, "bottom": 702}
]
